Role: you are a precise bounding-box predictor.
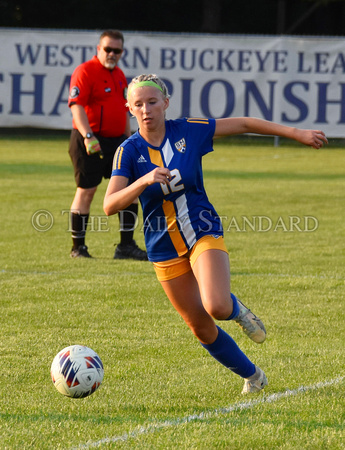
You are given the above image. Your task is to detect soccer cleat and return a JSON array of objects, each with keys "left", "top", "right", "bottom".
[
  {"left": 70, "top": 245, "right": 92, "bottom": 258},
  {"left": 242, "top": 366, "right": 268, "bottom": 394},
  {"left": 234, "top": 299, "right": 266, "bottom": 344},
  {"left": 114, "top": 240, "right": 148, "bottom": 261}
]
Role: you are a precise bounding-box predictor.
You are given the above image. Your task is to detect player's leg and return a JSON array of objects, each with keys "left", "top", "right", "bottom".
[
  {"left": 189, "top": 248, "right": 267, "bottom": 392},
  {"left": 191, "top": 248, "right": 233, "bottom": 320},
  {"left": 160, "top": 269, "right": 218, "bottom": 344},
  {"left": 191, "top": 241, "right": 266, "bottom": 344},
  {"left": 159, "top": 269, "right": 266, "bottom": 392}
]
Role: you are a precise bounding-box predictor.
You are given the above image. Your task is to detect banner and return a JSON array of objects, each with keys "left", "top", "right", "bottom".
[{"left": 1, "top": 28, "right": 345, "bottom": 136}]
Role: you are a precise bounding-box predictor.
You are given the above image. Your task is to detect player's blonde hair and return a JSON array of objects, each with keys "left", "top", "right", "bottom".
[{"left": 126, "top": 74, "right": 170, "bottom": 106}]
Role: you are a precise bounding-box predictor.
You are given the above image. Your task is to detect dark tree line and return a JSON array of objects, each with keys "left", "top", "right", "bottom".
[{"left": 1, "top": 0, "right": 345, "bottom": 36}]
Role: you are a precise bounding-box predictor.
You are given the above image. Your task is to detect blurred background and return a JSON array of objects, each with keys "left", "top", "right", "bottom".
[{"left": 1, "top": 0, "right": 345, "bottom": 36}]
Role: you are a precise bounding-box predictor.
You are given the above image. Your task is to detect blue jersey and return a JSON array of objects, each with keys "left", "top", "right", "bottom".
[{"left": 112, "top": 117, "right": 223, "bottom": 262}]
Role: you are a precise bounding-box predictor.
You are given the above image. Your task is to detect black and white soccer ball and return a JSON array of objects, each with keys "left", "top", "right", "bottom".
[{"left": 51, "top": 345, "right": 104, "bottom": 398}]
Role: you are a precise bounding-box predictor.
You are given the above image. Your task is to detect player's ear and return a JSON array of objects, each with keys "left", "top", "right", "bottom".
[{"left": 163, "top": 98, "right": 169, "bottom": 111}]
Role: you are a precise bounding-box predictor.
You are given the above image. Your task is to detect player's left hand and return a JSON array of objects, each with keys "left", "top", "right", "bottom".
[{"left": 296, "top": 129, "right": 328, "bottom": 149}]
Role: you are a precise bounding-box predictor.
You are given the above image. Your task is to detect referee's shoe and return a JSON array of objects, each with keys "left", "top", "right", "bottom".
[
  {"left": 70, "top": 245, "right": 92, "bottom": 258},
  {"left": 114, "top": 240, "right": 148, "bottom": 261}
]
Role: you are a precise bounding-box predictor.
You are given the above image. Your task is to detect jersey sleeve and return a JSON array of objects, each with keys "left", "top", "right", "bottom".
[
  {"left": 185, "top": 118, "right": 216, "bottom": 156},
  {"left": 111, "top": 141, "right": 135, "bottom": 180},
  {"left": 68, "top": 63, "right": 92, "bottom": 108}
]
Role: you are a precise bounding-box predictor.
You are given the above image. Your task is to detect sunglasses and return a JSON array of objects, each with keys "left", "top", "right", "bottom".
[{"left": 103, "top": 46, "right": 123, "bottom": 55}]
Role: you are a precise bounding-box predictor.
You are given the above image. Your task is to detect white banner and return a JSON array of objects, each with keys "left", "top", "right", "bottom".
[{"left": 1, "top": 28, "right": 345, "bottom": 136}]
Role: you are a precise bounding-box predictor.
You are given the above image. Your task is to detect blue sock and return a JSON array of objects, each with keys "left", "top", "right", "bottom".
[
  {"left": 200, "top": 326, "right": 255, "bottom": 378},
  {"left": 226, "top": 293, "right": 240, "bottom": 320}
]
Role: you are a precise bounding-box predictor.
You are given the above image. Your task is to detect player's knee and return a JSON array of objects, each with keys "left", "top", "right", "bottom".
[{"left": 206, "top": 301, "right": 232, "bottom": 321}]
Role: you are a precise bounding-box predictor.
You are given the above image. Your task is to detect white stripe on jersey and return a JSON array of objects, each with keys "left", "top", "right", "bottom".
[
  {"left": 175, "top": 194, "right": 196, "bottom": 248},
  {"left": 161, "top": 139, "right": 174, "bottom": 167}
]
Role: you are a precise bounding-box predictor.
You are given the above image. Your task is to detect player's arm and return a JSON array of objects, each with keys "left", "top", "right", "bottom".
[
  {"left": 104, "top": 168, "right": 171, "bottom": 216},
  {"left": 70, "top": 104, "right": 101, "bottom": 154},
  {"left": 214, "top": 117, "right": 327, "bottom": 149}
]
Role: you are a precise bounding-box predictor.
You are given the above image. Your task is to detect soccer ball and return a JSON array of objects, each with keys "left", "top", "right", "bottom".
[{"left": 51, "top": 345, "right": 104, "bottom": 398}]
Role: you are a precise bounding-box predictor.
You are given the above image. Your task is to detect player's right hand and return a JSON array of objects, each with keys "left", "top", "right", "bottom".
[
  {"left": 85, "top": 138, "right": 101, "bottom": 155},
  {"left": 144, "top": 167, "right": 171, "bottom": 186}
]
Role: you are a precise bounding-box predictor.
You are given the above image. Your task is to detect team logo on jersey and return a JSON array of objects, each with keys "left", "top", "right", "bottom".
[
  {"left": 175, "top": 138, "right": 186, "bottom": 153},
  {"left": 105, "top": 87, "right": 111, "bottom": 93},
  {"left": 69, "top": 86, "right": 80, "bottom": 99}
]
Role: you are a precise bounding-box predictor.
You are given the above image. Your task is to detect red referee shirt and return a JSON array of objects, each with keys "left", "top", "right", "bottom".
[{"left": 68, "top": 55, "right": 128, "bottom": 138}]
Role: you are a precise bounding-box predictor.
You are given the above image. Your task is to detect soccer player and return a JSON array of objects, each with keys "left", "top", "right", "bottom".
[
  {"left": 68, "top": 30, "right": 147, "bottom": 260},
  {"left": 103, "top": 74, "right": 327, "bottom": 393}
]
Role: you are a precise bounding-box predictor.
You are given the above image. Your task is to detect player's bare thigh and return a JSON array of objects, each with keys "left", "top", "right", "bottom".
[{"left": 192, "top": 249, "right": 233, "bottom": 320}]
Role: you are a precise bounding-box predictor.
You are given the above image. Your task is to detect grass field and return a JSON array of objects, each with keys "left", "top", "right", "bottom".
[{"left": 0, "top": 132, "right": 344, "bottom": 449}]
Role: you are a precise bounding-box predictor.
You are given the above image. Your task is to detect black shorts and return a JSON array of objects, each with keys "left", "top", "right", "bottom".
[{"left": 68, "top": 129, "right": 127, "bottom": 188}]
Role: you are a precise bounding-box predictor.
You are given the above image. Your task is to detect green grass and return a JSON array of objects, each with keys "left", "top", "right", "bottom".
[{"left": 0, "top": 133, "right": 344, "bottom": 449}]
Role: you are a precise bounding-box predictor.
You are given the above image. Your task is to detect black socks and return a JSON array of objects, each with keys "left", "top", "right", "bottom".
[
  {"left": 71, "top": 212, "right": 89, "bottom": 250},
  {"left": 119, "top": 203, "right": 138, "bottom": 246}
]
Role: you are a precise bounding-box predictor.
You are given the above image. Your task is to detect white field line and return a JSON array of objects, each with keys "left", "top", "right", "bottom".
[{"left": 73, "top": 375, "right": 345, "bottom": 449}]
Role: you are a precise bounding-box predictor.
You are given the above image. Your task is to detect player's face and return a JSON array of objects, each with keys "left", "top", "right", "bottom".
[
  {"left": 129, "top": 87, "right": 169, "bottom": 132},
  {"left": 97, "top": 37, "right": 123, "bottom": 70}
]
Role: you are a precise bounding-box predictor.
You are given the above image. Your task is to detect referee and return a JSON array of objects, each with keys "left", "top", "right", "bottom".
[{"left": 68, "top": 29, "right": 147, "bottom": 260}]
